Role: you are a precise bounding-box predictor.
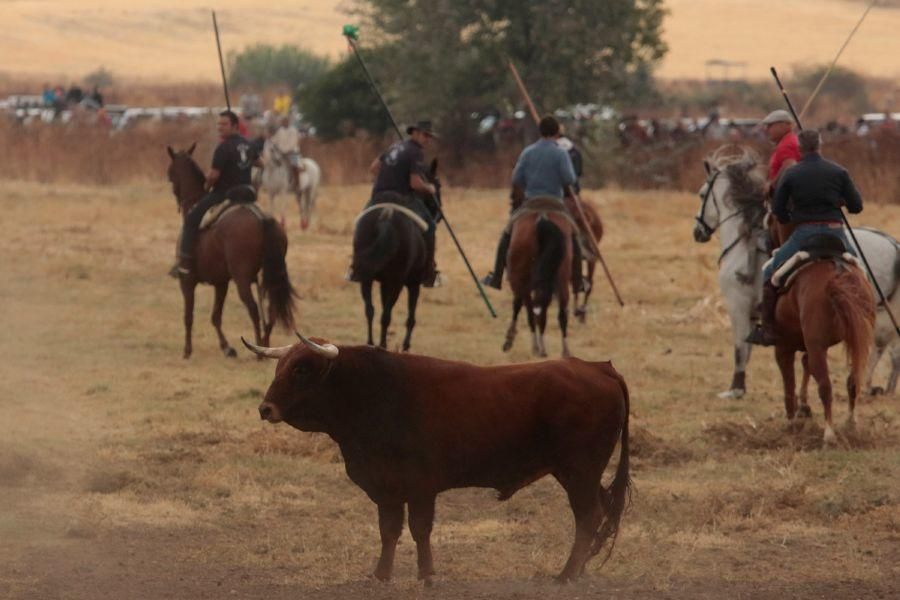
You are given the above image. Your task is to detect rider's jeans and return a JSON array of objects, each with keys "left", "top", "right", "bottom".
[
  {"left": 763, "top": 223, "right": 856, "bottom": 281},
  {"left": 180, "top": 190, "right": 226, "bottom": 258}
]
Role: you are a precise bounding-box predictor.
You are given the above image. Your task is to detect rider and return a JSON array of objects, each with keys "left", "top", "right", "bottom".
[
  {"left": 747, "top": 129, "right": 863, "bottom": 346},
  {"left": 175, "top": 110, "right": 263, "bottom": 276},
  {"left": 482, "top": 115, "right": 585, "bottom": 291},
  {"left": 348, "top": 119, "right": 441, "bottom": 287},
  {"left": 762, "top": 109, "right": 801, "bottom": 197},
  {"left": 270, "top": 113, "right": 304, "bottom": 189}
]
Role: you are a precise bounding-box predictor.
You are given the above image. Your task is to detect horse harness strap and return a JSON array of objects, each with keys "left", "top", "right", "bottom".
[{"left": 354, "top": 203, "right": 429, "bottom": 232}]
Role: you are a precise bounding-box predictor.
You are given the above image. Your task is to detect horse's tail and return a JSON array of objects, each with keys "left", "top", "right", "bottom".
[
  {"left": 532, "top": 216, "right": 565, "bottom": 305},
  {"left": 352, "top": 213, "right": 399, "bottom": 281},
  {"left": 829, "top": 266, "right": 876, "bottom": 390},
  {"left": 592, "top": 365, "right": 632, "bottom": 564},
  {"left": 261, "top": 218, "right": 297, "bottom": 330}
]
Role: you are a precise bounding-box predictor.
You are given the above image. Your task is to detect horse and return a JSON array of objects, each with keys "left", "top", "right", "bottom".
[
  {"left": 502, "top": 200, "right": 574, "bottom": 357},
  {"left": 166, "top": 144, "right": 297, "bottom": 359},
  {"left": 351, "top": 160, "right": 440, "bottom": 351},
  {"left": 768, "top": 221, "right": 876, "bottom": 442},
  {"left": 570, "top": 197, "right": 605, "bottom": 322},
  {"left": 259, "top": 142, "right": 321, "bottom": 230},
  {"left": 693, "top": 146, "right": 900, "bottom": 398}
]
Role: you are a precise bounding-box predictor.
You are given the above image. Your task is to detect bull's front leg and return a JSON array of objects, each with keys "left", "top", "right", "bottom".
[
  {"left": 407, "top": 496, "right": 437, "bottom": 586},
  {"left": 373, "top": 503, "right": 404, "bottom": 581}
]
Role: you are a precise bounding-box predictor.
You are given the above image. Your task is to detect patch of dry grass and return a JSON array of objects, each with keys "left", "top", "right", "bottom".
[{"left": 0, "top": 180, "right": 899, "bottom": 598}]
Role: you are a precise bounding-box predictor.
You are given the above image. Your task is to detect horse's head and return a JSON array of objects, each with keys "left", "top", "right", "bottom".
[
  {"left": 693, "top": 146, "right": 764, "bottom": 243},
  {"left": 166, "top": 143, "right": 204, "bottom": 213}
]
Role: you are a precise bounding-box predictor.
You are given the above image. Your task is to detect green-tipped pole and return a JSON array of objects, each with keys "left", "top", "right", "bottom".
[{"left": 342, "top": 25, "right": 497, "bottom": 319}]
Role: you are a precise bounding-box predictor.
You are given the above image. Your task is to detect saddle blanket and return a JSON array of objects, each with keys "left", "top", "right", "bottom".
[
  {"left": 769, "top": 251, "right": 863, "bottom": 289},
  {"left": 353, "top": 203, "right": 428, "bottom": 232},
  {"left": 200, "top": 200, "right": 268, "bottom": 230}
]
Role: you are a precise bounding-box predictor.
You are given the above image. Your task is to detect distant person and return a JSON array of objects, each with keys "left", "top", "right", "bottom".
[
  {"left": 65, "top": 84, "right": 84, "bottom": 106},
  {"left": 41, "top": 84, "right": 55, "bottom": 107},
  {"left": 273, "top": 92, "right": 292, "bottom": 117},
  {"left": 761, "top": 109, "right": 800, "bottom": 198},
  {"left": 270, "top": 115, "right": 305, "bottom": 188},
  {"left": 90, "top": 86, "right": 104, "bottom": 108},
  {"left": 747, "top": 129, "right": 862, "bottom": 346},
  {"left": 174, "top": 110, "right": 263, "bottom": 277},
  {"left": 556, "top": 133, "right": 583, "bottom": 193}
]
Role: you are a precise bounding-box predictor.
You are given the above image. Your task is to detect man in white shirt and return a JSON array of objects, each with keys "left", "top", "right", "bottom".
[{"left": 269, "top": 115, "right": 304, "bottom": 188}]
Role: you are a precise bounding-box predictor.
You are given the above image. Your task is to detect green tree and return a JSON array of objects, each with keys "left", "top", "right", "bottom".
[
  {"left": 298, "top": 56, "right": 393, "bottom": 140},
  {"left": 792, "top": 65, "right": 872, "bottom": 120},
  {"left": 350, "top": 0, "right": 667, "bottom": 150},
  {"left": 228, "top": 44, "right": 330, "bottom": 92}
]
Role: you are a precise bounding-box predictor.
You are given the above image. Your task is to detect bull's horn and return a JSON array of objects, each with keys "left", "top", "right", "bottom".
[
  {"left": 241, "top": 337, "right": 292, "bottom": 359},
  {"left": 295, "top": 332, "right": 339, "bottom": 359}
]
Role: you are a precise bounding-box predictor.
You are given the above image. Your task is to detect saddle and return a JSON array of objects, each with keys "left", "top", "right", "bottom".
[
  {"left": 769, "top": 234, "right": 861, "bottom": 289},
  {"left": 506, "top": 197, "right": 578, "bottom": 233},
  {"left": 200, "top": 185, "right": 265, "bottom": 230},
  {"left": 354, "top": 191, "right": 429, "bottom": 232}
]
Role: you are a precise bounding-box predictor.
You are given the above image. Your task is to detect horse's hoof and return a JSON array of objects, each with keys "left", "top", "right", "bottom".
[
  {"left": 823, "top": 426, "right": 837, "bottom": 445},
  {"left": 717, "top": 388, "right": 744, "bottom": 400},
  {"left": 502, "top": 341, "right": 513, "bottom": 352},
  {"left": 869, "top": 386, "right": 885, "bottom": 396},
  {"left": 224, "top": 347, "right": 237, "bottom": 358},
  {"left": 183, "top": 350, "right": 191, "bottom": 360},
  {"left": 797, "top": 405, "right": 813, "bottom": 419}
]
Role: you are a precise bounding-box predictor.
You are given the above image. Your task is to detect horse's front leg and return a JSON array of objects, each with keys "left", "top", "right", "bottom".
[
  {"left": 402, "top": 284, "right": 420, "bottom": 352},
  {"left": 180, "top": 277, "right": 196, "bottom": 359},
  {"left": 774, "top": 344, "right": 797, "bottom": 421},
  {"left": 360, "top": 280, "right": 375, "bottom": 346},
  {"left": 720, "top": 271, "right": 755, "bottom": 399}
]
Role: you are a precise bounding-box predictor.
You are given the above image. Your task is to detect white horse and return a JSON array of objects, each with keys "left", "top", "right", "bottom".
[
  {"left": 693, "top": 146, "right": 900, "bottom": 399},
  {"left": 259, "top": 142, "right": 321, "bottom": 230}
]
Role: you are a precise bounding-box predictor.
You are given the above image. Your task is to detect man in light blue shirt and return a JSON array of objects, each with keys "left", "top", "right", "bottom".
[{"left": 483, "top": 115, "right": 584, "bottom": 290}]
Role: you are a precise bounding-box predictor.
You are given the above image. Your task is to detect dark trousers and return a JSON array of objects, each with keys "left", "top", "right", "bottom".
[{"left": 180, "top": 190, "right": 226, "bottom": 258}]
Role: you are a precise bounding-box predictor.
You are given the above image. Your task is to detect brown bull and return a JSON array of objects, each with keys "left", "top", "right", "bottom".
[{"left": 243, "top": 335, "right": 631, "bottom": 584}]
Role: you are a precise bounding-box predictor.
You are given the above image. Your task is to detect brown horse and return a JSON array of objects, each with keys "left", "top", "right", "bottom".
[
  {"left": 770, "top": 225, "right": 875, "bottom": 442},
  {"left": 166, "top": 145, "right": 297, "bottom": 358},
  {"left": 568, "top": 197, "right": 605, "bottom": 322},
  {"left": 502, "top": 208, "right": 573, "bottom": 357}
]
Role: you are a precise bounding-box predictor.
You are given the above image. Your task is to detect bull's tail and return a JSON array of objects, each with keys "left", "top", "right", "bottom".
[
  {"left": 592, "top": 369, "right": 632, "bottom": 564},
  {"left": 532, "top": 217, "right": 565, "bottom": 305},
  {"left": 828, "top": 267, "right": 875, "bottom": 394},
  {"left": 261, "top": 218, "right": 297, "bottom": 330},
  {"left": 352, "top": 214, "right": 399, "bottom": 281}
]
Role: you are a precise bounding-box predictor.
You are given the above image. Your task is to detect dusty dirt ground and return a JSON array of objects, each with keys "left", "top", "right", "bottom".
[{"left": 1, "top": 180, "right": 899, "bottom": 599}]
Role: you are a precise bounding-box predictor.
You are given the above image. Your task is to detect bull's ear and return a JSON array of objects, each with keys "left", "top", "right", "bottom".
[
  {"left": 703, "top": 160, "right": 711, "bottom": 175},
  {"left": 187, "top": 142, "right": 197, "bottom": 156},
  {"left": 429, "top": 158, "right": 438, "bottom": 177},
  {"left": 167, "top": 145, "right": 176, "bottom": 160}
]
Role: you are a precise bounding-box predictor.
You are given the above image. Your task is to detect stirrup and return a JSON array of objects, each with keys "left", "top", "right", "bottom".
[
  {"left": 746, "top": 324, "right": 776, "bottom": 347},
  {"left": 481, "top": 273, "right": 501, "bottom": 290}
]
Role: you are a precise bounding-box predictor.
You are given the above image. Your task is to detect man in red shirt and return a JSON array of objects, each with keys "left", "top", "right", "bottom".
[{"left": 763, "top": 109, "right": 800, "bottom": 197}]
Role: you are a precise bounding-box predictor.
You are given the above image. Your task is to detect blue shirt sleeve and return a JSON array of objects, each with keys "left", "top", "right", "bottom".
[
  {"left": 560, "top": 150, "right": 577, "bottom": 188},
  {"left": 512, "top": 149, "right": 528, "bottom": 187}
]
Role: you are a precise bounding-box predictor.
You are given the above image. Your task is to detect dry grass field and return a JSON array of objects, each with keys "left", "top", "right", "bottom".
[
  {"left": 1, "top": 178, "right": 900, "bottom": 599},
  {"left": 3, "top": 1, "right": 900, "bottom": 82}
]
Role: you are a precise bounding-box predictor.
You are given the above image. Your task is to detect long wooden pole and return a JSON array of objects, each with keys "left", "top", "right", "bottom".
[
  {"left": 211, "top": 11, "right": 231, "bottom": 110},
  {"left": 507, "top": 59, "right": 625, "bottom": 307}
]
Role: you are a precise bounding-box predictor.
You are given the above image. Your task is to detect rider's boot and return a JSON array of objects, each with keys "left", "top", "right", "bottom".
[
  {"left": 746, "top": 281, "right": 778, "bottom": 346},
  {"left": 482, "top": 230, "right": 511, "bottom": 290}
]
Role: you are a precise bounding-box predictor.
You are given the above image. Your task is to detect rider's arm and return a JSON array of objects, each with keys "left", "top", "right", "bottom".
[
  {"left": 771, "top": 174, "right": 792, "bottom": 224},
  {"left": 410, "top": 173, "right": 436, "bottom": 196},
  {"left": 841, "top": 169, "right": 863, "bottom": 214},
  {"left": 205, "top": 168, "right": 220, "bottom": 192}
]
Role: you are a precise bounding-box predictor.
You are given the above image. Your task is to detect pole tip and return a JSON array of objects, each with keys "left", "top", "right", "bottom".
[{"left": 342, "top": 24, "right": 359, "bottom": 41}]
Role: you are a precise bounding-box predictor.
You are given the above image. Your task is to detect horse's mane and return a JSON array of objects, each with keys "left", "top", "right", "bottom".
[
  {"left": 178, "top": 152, "right": 206, "bottom": 185},
  {"left": 707, "top": 145, "right": 765, "bottom": 210}
]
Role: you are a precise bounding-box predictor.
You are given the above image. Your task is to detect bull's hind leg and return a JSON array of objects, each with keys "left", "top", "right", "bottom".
[
  {"left": 408, "top": 496, "right": 437, "bottom": 586},
  {"left": 373, "top": 503, "right": 404, "bottom": 581},
  {"left": 503, "top": 297, "right": 523, "bottom": 352},
  {"left": 211, "top": 282, "right": 237, "bottom": 358},
  {"left": 402, "top": 284, "right": 420, "bottom": 352},
  {"left": 554, "top": 470, "right": 603, "bottom": 582},
  {"left": 361, "top": 280, "right": 376, "bottom": 346}
]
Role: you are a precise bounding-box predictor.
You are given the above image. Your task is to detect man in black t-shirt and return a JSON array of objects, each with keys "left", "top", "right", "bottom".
[
  {"left": 176, "top": 110, "right": 263, "bottom": 276},
  {"left": 354, "top": 120, "right": 441, "bottom": 286}
]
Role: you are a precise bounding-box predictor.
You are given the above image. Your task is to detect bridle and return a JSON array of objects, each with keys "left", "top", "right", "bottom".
[{"left": 695, "top": 169, "right": 743, "bottom": 237}]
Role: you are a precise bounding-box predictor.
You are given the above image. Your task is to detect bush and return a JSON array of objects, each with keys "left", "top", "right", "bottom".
[{"left": 228, "top": 45, "right": 329, "bottom": 93}]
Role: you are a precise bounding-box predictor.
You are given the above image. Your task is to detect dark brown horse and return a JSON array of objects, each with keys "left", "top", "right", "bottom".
[
  {"left": 167, "top": 145, "right": 297, "bottom": 358},
  {"left": 502, "top": 207, "right": 574, "bottom": 357},
  {"left": 351, "top": 161, "right": 440, "bottom": 351},
  {"left": 568, "top": 197, "right": 605, "bottom": 322},
  {"left": 770, "top": 224, "right": 875, "bottom": 442}
]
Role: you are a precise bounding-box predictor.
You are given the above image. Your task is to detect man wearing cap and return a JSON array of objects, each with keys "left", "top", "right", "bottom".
[
  {"left": 762, "top": 109, "right": 801, "bottom": 197},
  {"left": 482, "top": 115, "right": 585, "bottom": 291},
  {"left": 747, "top": 129, "right": 862, "bottom": 346},
  {"left": 351, "top": 120, "right": 441, "bottom": 287}
]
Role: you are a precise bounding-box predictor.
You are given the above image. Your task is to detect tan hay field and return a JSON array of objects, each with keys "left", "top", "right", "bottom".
[
  {"left": 3, "top": 1, "right": 900, "bottom": 82},
  {"left": 1, "top": 179, "right": 900, "bottom": 598}
]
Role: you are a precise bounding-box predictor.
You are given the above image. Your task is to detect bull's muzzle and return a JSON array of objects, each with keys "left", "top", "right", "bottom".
[{"left": 258, "top": 402, "right": 280, "bottom": 423}]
